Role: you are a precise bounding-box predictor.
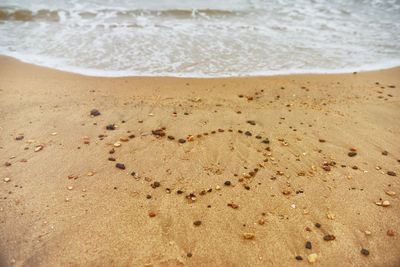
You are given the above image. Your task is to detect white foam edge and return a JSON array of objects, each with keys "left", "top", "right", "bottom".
[{"left": 1, "top": 50, "right": 400, "bottom": 78}]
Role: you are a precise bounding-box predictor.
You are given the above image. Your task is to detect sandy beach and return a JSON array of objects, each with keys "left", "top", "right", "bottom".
[{"left": 0, "top": 56, "right": 399, "bottom": 266}]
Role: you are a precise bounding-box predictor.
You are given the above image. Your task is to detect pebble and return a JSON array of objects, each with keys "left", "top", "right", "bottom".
[
  {"left": 119, "top": 137, "right": 129, "bottom": 142},
  {"left": 228, "top": 203, "right": 239, "bottom": 209},
  {"left": 244, "top": 131, "right": 252, "bottom": 136},
  {"left": 387, "top": 171, "right": 397, "bottom": 176},
  {"left": 3, "top": 177, "right": 11, "bottom": 182},
  {"left": 116, "top": 163, "right": 126, "bottom": 170},
  {"left": 15, "top": 135, "right": 24, "bottom": 141},
  {"left": 382, "top": 150, "right": 388, "bottom": 156},
  {"left": 113, "top": 142, "right": 121, "bottom": 147},
  {"left": 387, "top": 229, "right": 396, "bottom": 236},
  {"left": 258, "top": 218, "right": 266, "bottom": 225},
  {"left": 90, "top": 109, "right": 101, "bottom": 116},
  {"left": 106, "top": 124, "right": 116, "bottom": 130},
  {"left": 365, "top": 230, "right": 372, "bottom": 235},
  {"left": 224, "top": 181, "right": 231, "bottom": 186},
  {"left": 148, "top": 211, "right": 156, "bottom": 217},
  {"left": 178, "top": 139, "right": 186, "bottom": 144},
  {"left": 323, "top": 234, "right": 336, "bottom": 241},
  {"left": 5, "top": 162, "right": 11, "bottom": 166},
  {"left": 307, "top": 253, "right": 318, "bottom": 263},
  {"left": 295, "top": 256, "right": 303, "bottom": 261},
  {"left": 348, "top": 151, "right": 357, "bottom": 157},
  {"left": 151, "top": 181, "right": 161, "bottom": 188},
  {"left": 382, "top": 200, "right": 391, "bottom": 207},
  {"left": 246, "top": 120, "right": 256, "bottom": 125},
  {"left": 67, "top": 186, "right": 73, "bottom": 190},
  {"left": 193, "top": 220, "right": 202, "bottom": 226},
  {"left": 315, "top": 223, "right": 321, "bottom": 228},
  {"left": 242, "top": 233, "right": 255, "bottom": 240},
  {"left": 305, "top": 241, "right": 312, "bottom": 249},
  {"left": 326, "top": 212, "right": 336, "bottom": 220},
  {"left": 360, "top": 248, "right": 369, "bottom": 256},
  {"left": 385, "top": 191, "right": 396, "bottom": 196},
  {"left": 34, "top": 145, "right": 44, "bottom": 152}
]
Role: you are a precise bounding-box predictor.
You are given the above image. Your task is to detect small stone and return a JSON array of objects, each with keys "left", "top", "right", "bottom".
[
  {"left": 244, "top": 131, "right": 252, "bottom": 136},
  {"left": 4, "top": 177, "right": 11, "bottom": 182},
  {"left": 365, "top": 230, "right": 371, "bottom": 235},
  {"left": 167, "top": 135, "right": 175, "bottom": 140},
  {"left": 315, "top": 223, "right": 321, "bottom": 228},
  {"left": 34, "top": 145, "right": 44, "bottom": 152},
  {"left": 326, "top": 212, "right": 336, "bottom": 220},
  {"left": 215, "top": 185, "right": 221, "bottom": 190},
  {"left": 116, "top": 163, "right": 126, "bottom": 170},
  {"left": 90, "top": 109, "right": 101, "bottom": 116},
  {"left": 385, "top": 191, "right": 396, "bottom": 196},
  {"left": 228, "top": 203, "right": 239, "bottom": 209},
  {"left": 305, "top": 241, "right": 312, "bottom": 249},
  {"left": 382, "top": 200, "right": 390, "bottom": 207},
  {"left": 258, "top": 218, "right": 266, "bottom": 225},
  {"left": 187, "top": 252, "right": 192, "bottom": 258},
  {"left": 193, "top": 220, "right": 202, "bottom": 226},
  {"left": 224, "top": 181, "right": 231, "bottom": 186},
  {"left": 360, "top": 248, "right": 369, "bottom": 256},
  {"left": 387, "top": 171, "right": 397, "bottom": 176},
  {"left": 67, "top": 186, "right": 73, "bottom": 190},
  {"left": 5, "top": 162, "right": 11, "bottom": 166},
  {"left": 113, "top": 142, "right": 121, "bottom": 147},
  {"left": 382, "top": 150, "right": 388, "bottom": 156},
  {"left": 348, "top": 151, "right": 357, "bottom": 157},
  {"left": 242, "top": 233, "right": 255, "bottom": 239},
  {"left": 108, "top": 157, "right": 116, "bottom": 161},
  {"left": 323, "top": 234, "right": 336, "bottom": 241},
  {"left": 178, "top": 139, "right": 186, "bottom": 144},
  {"left": 246, "top": 120, "right": 256, "bottom": 125},
  {"left": 307, "top": 253, "right": 318, "bottom": 263},
  {"left": 151, "top": 181, "right": 161, "bottom": 188},
  {"left": 119, "top": 137, "right": 129, "bottom": 142},
  {"left": 87, "top": 171, "right": 94, "bottom": 176},
  {"left": 65, "top": 197, "right": 70, "bottom": 202},
  {"left": 387, "top": 229, "right": 396, "bottom": 236},
  {"left": 148, "top": 211, "right": 156, "bottom": 217},
  {"left": 15, "top": 135, "right": 24, "bottom": 140},
  {"left": 106, "top": 124, "right": 116, "bottom": 130},
  {"left": 295, "top": 256, "right": 303, "bottom": 261}
]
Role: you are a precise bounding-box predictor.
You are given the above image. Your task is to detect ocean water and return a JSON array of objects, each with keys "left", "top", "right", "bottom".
[{"left": 0, "top": 0, "right": 399, "bottom": 77}]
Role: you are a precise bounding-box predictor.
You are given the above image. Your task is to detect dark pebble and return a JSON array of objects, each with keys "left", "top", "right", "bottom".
[
  {"left": 131, "top": 171, "right": 136, "bottom": 176},
  {"left": 295, "top": 256, "right": 303, "bottom": 261},
  {"left": 348, "top": 151, "right": 357, "bottom": 157},
  {"left": 387, "top": 171, "right": 397, "bottom": 176},
  {"left": 255, "top": 135, "right": 262, "bottom": 139},
  {"left": 246, "top": 120, "right": 256, "bottom": 125},
  {"left": 305, "top": 241, "right": 312, "bottom": 249},
  {"left": 187, "top": 252, "right": 192, "bottom": 257},
  {"left": 244, "top": 131, "right": 252, "bottom": 136},
  {"left": 152, "top": 129, "right": 166, "bottom": 137},
  {"left": 323, "top": 234, "right": 336, "bottom": 241},
  {"left": 129, "top": 134, "right": 136, "bottom": 139},
  {"left": 15, "top": 135, "right": 24, "bottom": 141},
  {"left": 146, "top": 195, "right": 152, "bottom": 199},
  {"left": 224, "top": 181, "right": 231, "bottom": 186},
  {"left": 168, "top": 135, "right": 175, "bottom": 140},
  {"left": 261, "top": 139, "right": 270, "bottom": 144},
  {"left": 106, "top": 124, "right": 116, "bottom": 130},
  {"left": 115, "top": 163, "right": 125, "bottom": 170},
  {"left": 319, "top": 139, "right": 326, "bottom": 143},
  {"left": 151, "top": 181, "right": 161, "bottom": 188},
  {"left": 315, "top": 223, "right": 321, "bottom": 228},
  {"left": 90, "top": 109, "right": 101, "bottom": 116},
  {"left": 361, "top": 248, "right": 369, "bottom": 256},
  {"left": 108, "top": 157, "right": 116, "bottom": 161},
  {"left": 382, "top": 150, "right": 388, "bottom": 156},
  {"left": 193, "top": 220, "right": 202, "bottom": 226},
  {"left": 178, "top": 139, "right": 186, "bottom": 144}
]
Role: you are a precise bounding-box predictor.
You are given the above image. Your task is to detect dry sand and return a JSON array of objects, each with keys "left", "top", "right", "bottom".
[{"left": 0, "top": 56, "right": 399, "bottom": 266}]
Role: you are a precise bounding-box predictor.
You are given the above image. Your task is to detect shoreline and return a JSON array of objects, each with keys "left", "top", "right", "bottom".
[
  {"left": 0, "top": 56, "right": 399, "bottom": 266},
  {"left": 1, "top": 54, "right": 400, "bottom": 79}
]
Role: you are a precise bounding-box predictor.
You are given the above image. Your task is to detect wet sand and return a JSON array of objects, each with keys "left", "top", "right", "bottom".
[{"left": 0, "top": 56, "right": 399, "bottom": 266}]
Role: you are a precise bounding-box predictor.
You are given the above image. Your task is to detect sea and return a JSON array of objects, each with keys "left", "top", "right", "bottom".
[{"left": 0, "top": 0, "right": 399, "bottom": 77}]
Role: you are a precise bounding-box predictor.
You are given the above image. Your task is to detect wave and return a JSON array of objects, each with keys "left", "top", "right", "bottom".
[{"left": 0, "top": 7, "right": 244, "bottom": 22}]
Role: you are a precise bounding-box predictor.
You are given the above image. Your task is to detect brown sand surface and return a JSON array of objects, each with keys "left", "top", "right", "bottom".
[{"left": 0, "top": 56, "right": 399, "bottom": 266}]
